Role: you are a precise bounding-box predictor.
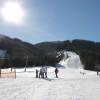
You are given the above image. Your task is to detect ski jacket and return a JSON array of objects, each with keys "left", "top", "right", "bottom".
[{"left": 55, "top": 68, "right": 58, "bottom": 73}]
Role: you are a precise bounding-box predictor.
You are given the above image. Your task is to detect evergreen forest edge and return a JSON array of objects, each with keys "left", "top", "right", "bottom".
[{"left": 0, "top": 35, "right": 100, "bottom": 71}]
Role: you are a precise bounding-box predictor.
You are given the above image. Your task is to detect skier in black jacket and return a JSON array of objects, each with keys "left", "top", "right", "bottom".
[{"left": 55, "top": 68, "right": 59, "bottom": 78}]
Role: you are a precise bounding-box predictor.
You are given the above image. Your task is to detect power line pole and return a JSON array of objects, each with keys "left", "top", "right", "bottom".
[{"left": 24, "top": 57, "right": 29, "bottom": 72}]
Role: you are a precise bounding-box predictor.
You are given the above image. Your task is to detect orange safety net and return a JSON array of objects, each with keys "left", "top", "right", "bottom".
[{"left": 0, "top": 68, "right": 16, "bottom": 78}]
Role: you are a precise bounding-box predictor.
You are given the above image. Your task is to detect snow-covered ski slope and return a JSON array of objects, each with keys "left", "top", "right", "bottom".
[
  {"left": 58, "top": 51, "right": 83, "bottom": 69},
  {"left": 0, "top": 51, "right": 100, "bottom": 100}
]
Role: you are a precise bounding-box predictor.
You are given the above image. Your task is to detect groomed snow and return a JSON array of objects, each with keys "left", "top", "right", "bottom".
[{"left": 0, "top": 51, "right": 100, "bottom": 100}]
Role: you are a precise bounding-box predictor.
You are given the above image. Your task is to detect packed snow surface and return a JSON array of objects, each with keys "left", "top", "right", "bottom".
[{"left": 0, "top": 51, "right": 100, "bottom": 100}]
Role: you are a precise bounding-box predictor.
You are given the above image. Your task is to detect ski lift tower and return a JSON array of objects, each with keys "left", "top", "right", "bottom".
[{"left": 24, "top": 57, "right": 29, "bottom": 72}]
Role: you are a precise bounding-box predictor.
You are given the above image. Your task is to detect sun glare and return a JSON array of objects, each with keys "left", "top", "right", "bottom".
[{"left": 1, "top": 2, "right": 24, "bottom": 24}]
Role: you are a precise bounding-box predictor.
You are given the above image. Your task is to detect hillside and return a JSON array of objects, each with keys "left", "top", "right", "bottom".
[
  {"left": 35, "top": 41, "right": 61, "bottom": 53},
  {"left": 36, "top": 40, "right": 100, "bottom": 71},
  {"left": 0, "top": 34, "right": 100, "bottom": 70},
  {"left": 0, "top": 35, "right": 44, "bottom": 57},
  {"left": 0, "top": 35, "right": 61, "bottom": 68},
  {"left": 35, "top": 40, "right": 100, "bottom": 53},
  {"left": 1, "top": 34, "right": 100, "bottom": 57}
]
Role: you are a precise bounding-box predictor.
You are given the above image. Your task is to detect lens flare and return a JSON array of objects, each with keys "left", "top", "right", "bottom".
[{"left": 1, "top": 2, "right": 24, "bottom": 24}]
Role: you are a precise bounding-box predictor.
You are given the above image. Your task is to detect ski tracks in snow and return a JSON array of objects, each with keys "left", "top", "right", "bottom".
[
  {"left": 0, "top": 73, "right": 100, "bottom": 100},
  {"left": 0, "top": 51, "right": 100, "bottom": 100}
]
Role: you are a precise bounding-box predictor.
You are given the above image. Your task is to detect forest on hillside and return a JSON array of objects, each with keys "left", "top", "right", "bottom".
[
  {"left": 36, "top": 40, "right": 100, "bottom": 71},
  {"left": 0, "top": 35, "right": 100, "bottom": 71}
]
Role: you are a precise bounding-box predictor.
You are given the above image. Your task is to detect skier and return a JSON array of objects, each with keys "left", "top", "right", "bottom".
[
  {"left": 39, "top": 66, "right": 45, "bottom": 78},
  {"left": 36, "top": 69, "right": 38, "bottom": 78},
  {"left": 44, "top": 67, "right": 47, "bottom": 78},
  {"left": 97, "top": 71, "right": 99, "bottom": 75},
  {"left": 55, "top": 68, "right": 59, "bottom": 78}
]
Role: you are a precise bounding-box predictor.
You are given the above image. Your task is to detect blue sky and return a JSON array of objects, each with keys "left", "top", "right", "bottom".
[{"left": 0, "top": 0, "right": 100, "bottom": 44}]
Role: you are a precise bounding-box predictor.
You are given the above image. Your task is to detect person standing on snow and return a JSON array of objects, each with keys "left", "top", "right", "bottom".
[
  {"left": 44, "top": 67, "right": 48, "bottom": 78},
  {"left": 39, "top": 66, "right": 45, "bottom": 78},
  {"left": 36, "top": 69, "right": 39, "bottom": 78},
  {"left": 55, "top": 68, "right": 59, "bottom": 78}
]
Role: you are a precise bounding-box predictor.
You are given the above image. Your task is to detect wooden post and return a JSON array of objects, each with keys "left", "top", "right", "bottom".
[
  {"left": 36, "top": 69, "right": 38, "bottom": 78},
  {"left": 24, "top": 57, "right": 29, "bottom": 72},
  {"left": 97, "top": 71, "right": 99, "bottom": 75},
  {"left": 15, "top": 68, "right": 16, "bottom": 79},
  {"left": 11, "top": 67, "right": 12, "bottom": 72}
]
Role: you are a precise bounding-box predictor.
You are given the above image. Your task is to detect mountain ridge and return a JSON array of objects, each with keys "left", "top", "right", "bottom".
[{"left": 0, "top": 34, "right": 100, "bottom": 70}]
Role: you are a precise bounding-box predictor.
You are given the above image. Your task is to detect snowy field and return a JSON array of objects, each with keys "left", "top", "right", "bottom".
[{"left": 0, "top": 51, "right": 100, "bottom": 100}]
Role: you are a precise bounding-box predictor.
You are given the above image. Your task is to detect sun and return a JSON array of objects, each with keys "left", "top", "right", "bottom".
[{"left": 1, "top": 2, "right": 24, "bottom": 24}]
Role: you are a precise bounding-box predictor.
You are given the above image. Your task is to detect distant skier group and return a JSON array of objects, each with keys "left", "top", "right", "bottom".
[{"left": 36, "top": 66, "right": 59, "bottom": 78}]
